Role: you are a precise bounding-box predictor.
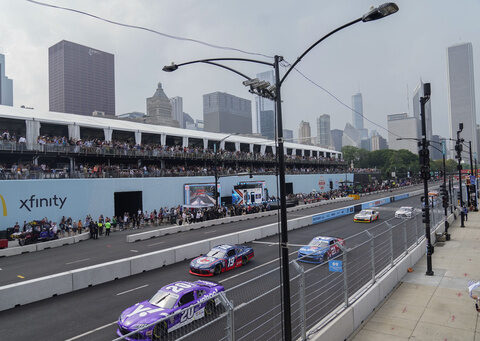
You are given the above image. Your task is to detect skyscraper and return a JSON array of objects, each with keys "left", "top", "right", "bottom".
[
  {"left": 145, "top": 83, "right": 179, "bottom": 127},
  {"left": 49, "top": 40, "right": 115, "bottom": 116},
  {"left": 447, "top": 42, "right": 477, "bottom": 157},
  {"left": 316, "top": 114, "right": 331, "bottom": 147},
  {"left": 387, "top": 113, "right": 418, "bottom": 154},
  {"left": 170, "top": 96, "right": 184, "bottom": 128},
  {"left": 342, "top": 123, "right": 361, "bottom": 148},
  {"left": 352, "top": 93, "right": 364, "bottom": 130},
  {"left": 203, "top": 92, "right": 252, "bottom": 134},
  {"left": 0, "top": 54, "right": 13, "bottom": 106},
  {"left": 283, "top": 129, "right": 293, "bottom": 142},
  {"left": 298, "top": 121, "right": 312, "bottom": 145},
  {"left": 331, "top": 129, "right": 343, "bottom": 151},
  {"left": 255, "top": 70, "right": 275, "bottom": 140},
  {"left": 412, "top": 80, "right": 431, "bottom": 141}
]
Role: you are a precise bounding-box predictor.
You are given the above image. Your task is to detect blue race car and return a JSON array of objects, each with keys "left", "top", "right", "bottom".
[
  {"left": 190, "top": 244, "right": 254, "bottom": 276},
  {"left": 117, "top": 280, "right": 224, "bottom": 340},
  {"left": 297, "top": 236, "right": 344, "bottom": 263}
]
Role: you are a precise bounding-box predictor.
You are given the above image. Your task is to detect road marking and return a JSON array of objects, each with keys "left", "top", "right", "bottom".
[
  {"left": 116, "top": 284, "right": 149, "bottom": 296},
  {"left": 65, "top": 258, "right": 90, "bottom": 265},
  {"left": 148, "top": 241, "right": 165, "bottom": 247},
  {"left": 204, "top": 230, "right": 217, "bottom": 234},
  {"left": 64, "top": 321, "right": 117, "bottom": 341},
  {"left": 219, "top": 250, "right": 298, "bottom": 283},
  {"left": 130, "top": 249, "right": 139, "bottom": 253},
  {"left": 17, "top": 275, "right": 24, "bottom": 279},
  {"left": 252, "top": 241, "right": 305, "bottom": 247}
]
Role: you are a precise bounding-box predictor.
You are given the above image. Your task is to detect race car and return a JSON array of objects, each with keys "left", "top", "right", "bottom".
[
  {"left": 297, "top": 236, "right": 344, "bottom": 263},
  {"left": 190, "top": 244, "right": 254, "bottom": 276},
  {"left": 117, "top": 280, "right": 224, "bottom": 340},
  {"left": 395, "top": 206, "right": 414, "bottom": 218},
  {"left": 353, "top": 209, "right": 379, "bottom": 223}
]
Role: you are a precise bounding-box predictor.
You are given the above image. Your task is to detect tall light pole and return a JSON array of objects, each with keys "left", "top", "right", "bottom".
[
  {"left": 162, "top": 4, "right": 399, "bottom": 338},
  {"left": 456, "top": 123, "right": 465, "bottom": 227},
  {"left": 418, "top": 83, "right": 434, "bottom": 276}
]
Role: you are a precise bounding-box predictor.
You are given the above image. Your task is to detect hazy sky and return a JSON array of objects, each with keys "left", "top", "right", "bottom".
[{"left": 1, "top": 0, "right": 479, "bottom": 140}]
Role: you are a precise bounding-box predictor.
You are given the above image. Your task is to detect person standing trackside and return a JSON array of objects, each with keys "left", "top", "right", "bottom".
[
  {"left": 464, "top": 206, "right": 469, "bottom": 221},
  {"left": 98, "top": 221, "right": 104, "bottom": 235},
  {"left": 105, "top": 220, "right": 111, "bottom": 236}
]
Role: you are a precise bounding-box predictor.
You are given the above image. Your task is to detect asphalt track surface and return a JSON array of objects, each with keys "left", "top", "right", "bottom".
[
  {"left": 0, "top": 184, "right": 428, "bottom": 286},
  {"left": 0, "top": 194, "right": 433, "bottom": 341}
]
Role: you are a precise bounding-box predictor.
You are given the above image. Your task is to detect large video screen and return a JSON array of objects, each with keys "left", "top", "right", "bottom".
[
  {"left": 232, "top": 181, "right": 266, "bottom": 205},
  {"left": 184, "top": 183, "right": 220, "bottom": 207}
]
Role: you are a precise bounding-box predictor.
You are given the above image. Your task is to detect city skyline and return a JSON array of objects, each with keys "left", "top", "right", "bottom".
[{"left": 1, "top": 1, "right": 480, "bottom": 139}]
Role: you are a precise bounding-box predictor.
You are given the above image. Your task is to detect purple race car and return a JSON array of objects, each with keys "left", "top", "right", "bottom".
[{"left": 117, "top": 280, "right": 224, "bottom": 340}]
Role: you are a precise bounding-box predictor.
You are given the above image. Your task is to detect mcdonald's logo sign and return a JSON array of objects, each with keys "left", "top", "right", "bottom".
[{"left": 0, "top": 194, "right": 6, "bottom": 216}]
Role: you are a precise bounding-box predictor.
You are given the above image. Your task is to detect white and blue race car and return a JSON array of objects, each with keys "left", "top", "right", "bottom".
[{"left": 297, "top": 236, "right": 344, "bottom": 263}]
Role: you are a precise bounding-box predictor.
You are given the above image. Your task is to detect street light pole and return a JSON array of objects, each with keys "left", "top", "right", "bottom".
[
  {"left": 456, "top": 124, "right": 465, "bottom": 227},
  {"left": 273, "top": 55, "right": 292, "bottom": 339},
  {"left": 469, "top": 140, "right": 476, "bottom": 210},
  {"left": 475, "top": 157, "right": 479, "bottom": 211},
  {"left": 419, "top": 83, "right": 434, "bottom": 276}
]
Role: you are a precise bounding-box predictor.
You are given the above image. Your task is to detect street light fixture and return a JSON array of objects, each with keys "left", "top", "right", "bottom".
[{"left": 162, "top": 4, "right": 398, "bottom": 338}]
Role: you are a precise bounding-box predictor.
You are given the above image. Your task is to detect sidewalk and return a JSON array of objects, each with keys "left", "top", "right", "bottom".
[{"left": 350, "top": 210, "right": 480, "bottom": 341}]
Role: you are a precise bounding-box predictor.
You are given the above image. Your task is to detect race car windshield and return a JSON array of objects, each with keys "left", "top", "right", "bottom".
[
  {"left": 206, "top": 249, "right": 226, "bottom": 258},
  {"left": 149, "top": 291, "right": 179, "bottom": 309},
  {"left": 359, "top": 210, "right": 371, "bottom": 215},
  {"left": 308, "top": 240, "right": 330, "bottom": 248}
]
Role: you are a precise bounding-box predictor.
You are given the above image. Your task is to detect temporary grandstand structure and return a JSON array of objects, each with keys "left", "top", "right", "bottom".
[{"left": 0, "top": 105, "right": 341, "bottom": 159}]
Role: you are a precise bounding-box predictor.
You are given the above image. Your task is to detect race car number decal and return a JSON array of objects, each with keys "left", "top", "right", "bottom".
[
  {"left": 165, "top": 282, "right": 193, "bottom": 293},
  {"left": 227, "top": 257, "right": 235, "bottom": 267},
  {"left": 180, "top": 306, "right": 195, "bottom": 323}
]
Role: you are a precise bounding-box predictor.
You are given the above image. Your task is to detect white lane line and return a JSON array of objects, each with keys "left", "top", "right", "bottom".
[
  {"left": 204, "top": 230, "right": 217, "bottom": 234},
  {"left": 130, "top": 249, "right": 139, "bottom": 253},
  {"left": 252, "top": 241, "right": 305, "bottom": 247},
  {"left": 116, "top": 284, "right": 149, "bottom": 296},
  {"left": 65, "top": 258, "right": 90, "bottom": 265},
  {"left": 148, "top": 241, "right": 165, "bottom": 247},
  {"left": 64, "top": 321, "right": 117, "bottom": 341},
  {"left": 219, "top": 250, "right": 298, "bottom": 283}
]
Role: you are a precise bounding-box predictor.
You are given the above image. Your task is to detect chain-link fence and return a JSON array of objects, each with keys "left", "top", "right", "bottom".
[{"left": 113, "top": 201, "right": 456, "bottom": 341}]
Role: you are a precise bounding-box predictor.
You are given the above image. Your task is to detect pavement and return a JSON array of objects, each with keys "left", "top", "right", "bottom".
[{"left": 350, "top": 209, "right": 480, "bottom": 341}]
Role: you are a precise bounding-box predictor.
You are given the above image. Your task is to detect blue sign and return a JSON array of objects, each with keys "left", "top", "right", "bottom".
[
  {"left": 312, "top": 207, "right": 354, "bottom": 224},
  {"left": 329, "top": 260, "right": 343, "bottom": 272},
  {"left": 470, "top": 176, "right": 476, "bottom": 184},
  {"left": 442, "top": 140, "right": 446, "bottom": 156}
]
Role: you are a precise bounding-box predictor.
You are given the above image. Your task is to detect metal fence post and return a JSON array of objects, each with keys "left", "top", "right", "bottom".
[
  {"left": 389, "top": 223, "right": 394, "bottom": 268},
  {"left": 364, "top": 231, "right": 376, "bottom": 284},
  {"left": 403, "top": 220, "right": 408, "bottom": 254},
  {"left": 343, "top": 248, "right": 349, "bottom": 307},
  {"left": 293, "top": 261, "right": 306, "bottom": 341},
  {"left": 415, "top": 214, "right": 420, "bottom": 245},
  {"left": 218, "top": 292, "right": 235, "bottom": 341}
]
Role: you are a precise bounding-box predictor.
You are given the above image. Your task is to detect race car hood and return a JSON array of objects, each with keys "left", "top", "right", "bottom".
[
  {"left": 298, "top": 246, "right": 326, "bottom": 255},
  {"left": 354, "top": 213, "right": 370, "bottom": 219},
  {"left": 119, "top": 301, "right": 171, "bottom": 329},
  {"left": 190, "top": 256, "right": 219, "bottom": 268}
]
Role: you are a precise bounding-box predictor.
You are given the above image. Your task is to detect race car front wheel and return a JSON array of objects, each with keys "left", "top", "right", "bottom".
[
  {"left": 152, "top": 321, "right": 168, "bottom": 341},
  {"left": 323, "top": 254, "right": 329, "bottom": 263},
  {"left": 242, "top": 256, "right": 248, "bottom": 266},
  {"left": 214, "top": 265, "right": 221, "bottom": 276}
]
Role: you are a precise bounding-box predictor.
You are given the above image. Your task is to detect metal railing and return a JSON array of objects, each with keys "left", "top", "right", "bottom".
[
  {"left": 0, "top": 141, "right": 345, "bottom": 166},
  {"left": 114, "top": 198, "right": 456, "bottom": 341}
]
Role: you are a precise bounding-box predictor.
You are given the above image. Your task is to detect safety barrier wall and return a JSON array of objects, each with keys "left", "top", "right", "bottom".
[
  {"left": 0, "top": 190, "right": 419, "bottom": 312},
  {"left": 309, "top": 208, "right": 457, "bottom": 341},
  {"left": 0, "top": 232, "right": 90, "bottom": 257}
]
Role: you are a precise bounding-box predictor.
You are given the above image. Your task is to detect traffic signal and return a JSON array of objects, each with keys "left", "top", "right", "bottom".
[
  {"left": 420, "top": 165, "right": 431, "bottom": 180},
  {"left": 418, "top": 148, "right": 430, "bottom": 165},
  {"left": 440, "top": 184, "right": 449, "bottom": 208},
  {"left": 422, "top": 206, "right": 428, "bottom": 224}
]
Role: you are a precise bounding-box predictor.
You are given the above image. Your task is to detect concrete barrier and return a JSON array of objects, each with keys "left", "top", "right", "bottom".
[
  {"left": 207, "top": 234, "right": 240, "bottom": 250},
  {"left": 237, "top": 228, "right": 262, "bottom": 244},
  {"left": 0, "top": 272, "right": 73, "bottom": 311},
  {"left": 130, "top": 248, "right": 176, "bottom": 275},
  {"left": 36, "top": 236, "right": 75, "bottom": 251},
  {"left": 260, "top": 223, "right": 279, "bottom": 238},
  {"left": 71, "top": 258, "right": 132, "bottom": 290},
  {"left": 378, "top": 266, "right": 397, "bottom": 300},
  {"left": 0, "top": 244, "right": 36, "bottom": 257},
  {"left": 174, "top": 240, "right": 211, "bottom": 263},
  {"left": 74, "top": 232, "right": 90, "bottom": 243},
  {"left": 310, "top": 307, "right": 354, "bottom": 341},
  {"left": 352, "top": 283, "right": 380, "bottom": 331}
]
